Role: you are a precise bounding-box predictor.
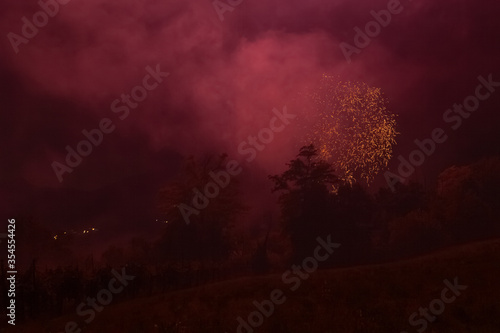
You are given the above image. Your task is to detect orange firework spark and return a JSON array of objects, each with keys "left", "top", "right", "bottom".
[{"left": 305, "top": 75, "right": 398, "bottom": 185}]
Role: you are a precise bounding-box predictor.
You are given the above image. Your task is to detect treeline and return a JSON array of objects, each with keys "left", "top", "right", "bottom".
[
  {"left": 154, "top": 145, "right": 500, "bottom": 270},
  {"left": 4, "top": 146, "right": 500, "bottom": 324}
]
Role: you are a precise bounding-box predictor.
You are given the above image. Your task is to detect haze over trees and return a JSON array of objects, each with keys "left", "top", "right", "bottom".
[{"left": 5, "top": 147, "right": 500, "bottom": 326}]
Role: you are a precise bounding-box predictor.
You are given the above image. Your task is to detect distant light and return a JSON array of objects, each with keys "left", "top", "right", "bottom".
[
  {"left": 91, "top": 228, "right": 95, "bottom": 231},
  {"left": 54, "top": 235, "right": 58, "bottom": 240}
]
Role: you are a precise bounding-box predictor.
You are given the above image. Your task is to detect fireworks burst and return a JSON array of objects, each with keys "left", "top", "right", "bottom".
[{"left": 304, "top": 75, "right": 398, "bottom": 185}]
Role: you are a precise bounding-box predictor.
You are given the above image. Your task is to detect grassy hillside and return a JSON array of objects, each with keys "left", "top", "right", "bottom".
[{"left": 9, "top": 239, "right": 500, "bottom": 333}]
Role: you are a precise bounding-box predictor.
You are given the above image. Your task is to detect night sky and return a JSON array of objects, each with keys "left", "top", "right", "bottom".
[{"left": 1, "top": 0, "right": 500, "bottom": 251}]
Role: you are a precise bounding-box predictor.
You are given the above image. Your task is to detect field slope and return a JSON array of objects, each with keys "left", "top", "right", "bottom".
[{"left": 10, "top": 239, "right": 500, "bottom": 333}]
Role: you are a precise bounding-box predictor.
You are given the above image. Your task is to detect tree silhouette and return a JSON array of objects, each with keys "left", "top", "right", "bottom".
[
  {"left": 156, "top": 153, "right": 246, "bottom": 263},
  {"left": 269, "top": 144, "right": 340, "bottom": 261},
  {"left": 251, "top": 228, "right": 270, "bottom": 274},
  {"left": 434, "top": 156, "right": 500, "bottom": 242}
]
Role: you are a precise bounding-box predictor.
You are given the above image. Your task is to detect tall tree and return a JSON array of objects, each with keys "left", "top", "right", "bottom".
[{"left": 269, "top": 145, "right": 340, "bottom": 261}]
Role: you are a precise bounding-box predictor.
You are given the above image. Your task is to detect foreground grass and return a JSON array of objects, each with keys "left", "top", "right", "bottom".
[{"left": 8, "top": 239, "right": 500, "bottom": 333}]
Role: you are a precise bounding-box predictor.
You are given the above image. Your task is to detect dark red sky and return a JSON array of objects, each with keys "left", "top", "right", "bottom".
[{"left": 1, "top": 0, "right": 500, "bottom": 243}]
